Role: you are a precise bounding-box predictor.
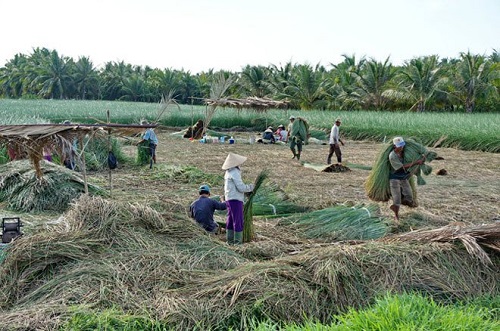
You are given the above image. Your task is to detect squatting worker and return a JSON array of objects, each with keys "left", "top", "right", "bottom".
[
  {"left": 222, "top": 153, "right": 254, "bottom": 245},
  {"left": 190, "top": 185, "right": 227, "bottom": 233},
  {"left": 137, "top": 120, "right": 159, "bottom": 169},
  {"left": 388, "top": 137, "right": 424, "bottom": 222},
  {"left": 327, "top": 118, "right": 344, "bottom": 164}
]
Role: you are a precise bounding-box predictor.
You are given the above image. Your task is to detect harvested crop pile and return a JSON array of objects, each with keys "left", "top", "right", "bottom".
[
  {"left": 365, "top": 138, "right": 437, "bottom": 203},
  {"left": 183, "top": 119, "right": 204, "bottom": 139},
  {"left": 0, "top": 196, "right": 497, "bottom": 330},
  {"left": 251, "top": 181, "right": 310, "bottom": 216},
  {"left": 303, "top": 162, "right": 352, "bottom": 173},
  {"left": 0, "top": 160, "right": 104, "bottom": 212},
  {"left": 277, "top": 204, "right": 389, "bottom": 241}
]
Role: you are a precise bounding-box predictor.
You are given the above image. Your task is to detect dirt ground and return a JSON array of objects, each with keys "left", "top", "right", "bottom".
[{"left": 100, "top": 128, "right": 500, "bottom": 229}]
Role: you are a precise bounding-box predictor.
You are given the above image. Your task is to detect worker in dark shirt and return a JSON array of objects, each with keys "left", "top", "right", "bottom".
[{"left": 189, "top": 185, "right": 227, "bottom": 233}]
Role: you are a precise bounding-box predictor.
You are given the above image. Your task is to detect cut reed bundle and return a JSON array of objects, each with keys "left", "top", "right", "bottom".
[
  {"left": 243, "top": 170, "right": 269, "bottom": 243},
  {"left": 277, "top": 204, "right": 389, "bottom": 241},
  {"left": 251, "top": 181, "right": 309, "bottom": 216},
  {"left": 365, "top": 138, "right": 436, "bottom": 202}
]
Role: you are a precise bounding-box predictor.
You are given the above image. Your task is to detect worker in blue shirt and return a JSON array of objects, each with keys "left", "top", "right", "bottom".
[
  {"left": 137, "top": 120, "right": 159, "bottom": 168},
  {"left": 190, "top": 185, "right": 227, "bottom": 233}
]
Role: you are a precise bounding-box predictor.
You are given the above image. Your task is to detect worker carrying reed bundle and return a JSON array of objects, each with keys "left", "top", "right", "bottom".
[
  {"left": 288, "top": 116, "right": 310, "bottom": 160},
  {"left": 365, "top": 137, "right": 436, "bottom": 224}
]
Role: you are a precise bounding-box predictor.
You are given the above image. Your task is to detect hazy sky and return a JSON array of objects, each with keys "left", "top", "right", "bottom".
[{"left": 2, "top": 0, "right": 499, "bottom": 73}]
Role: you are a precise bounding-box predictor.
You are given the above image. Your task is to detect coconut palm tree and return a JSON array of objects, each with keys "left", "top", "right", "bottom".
[
  {"left": 328, "top": 54, "right": 366, "bottom": 110},
  {"left": 383, "top": 55, "right": 444, "bottom": 111},
  {"left": 73, "top": 56, "right": 99, "bottom": 100},
  {"left": 353, "top": 57, "right": 396, "bottom": 110},
  {"left": 283, "top": 63, "right": 329, "bottom": 110},
  {"left": 452, "top": 51, "right": 497, "bottom": 112},
  {"left": 31, "top": 49, "right": 74, "bottom": 99},
  {"left": 238, "top": 65, "right": 271, "bottom": 98}
]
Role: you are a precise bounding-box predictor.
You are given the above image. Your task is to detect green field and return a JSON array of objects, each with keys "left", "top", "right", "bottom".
[{"left": 1, "top": 99, "right": 499, "bottom": 152}]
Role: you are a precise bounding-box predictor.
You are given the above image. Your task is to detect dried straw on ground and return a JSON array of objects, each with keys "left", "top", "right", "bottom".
[{"left": 0, "top": 195, "right": 497, "bottom": 330}]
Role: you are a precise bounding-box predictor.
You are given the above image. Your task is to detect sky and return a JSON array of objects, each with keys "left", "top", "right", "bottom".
[{"left": 2, "top": 0, "right": 499, "bottom": 73}]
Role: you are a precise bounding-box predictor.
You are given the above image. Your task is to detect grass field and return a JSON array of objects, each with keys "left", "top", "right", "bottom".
[{"left": 1, "top": 99, "right": 499, "bottom": 152}]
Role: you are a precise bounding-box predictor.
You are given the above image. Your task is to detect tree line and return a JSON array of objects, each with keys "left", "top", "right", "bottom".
[{"left": 1, "top": 47, "right": 498, "bottom": 112}]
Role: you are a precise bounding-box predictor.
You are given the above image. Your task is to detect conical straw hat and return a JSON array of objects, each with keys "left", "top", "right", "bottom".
[{"left": 222, "top": 152, "right": 247, "bottom": 170}]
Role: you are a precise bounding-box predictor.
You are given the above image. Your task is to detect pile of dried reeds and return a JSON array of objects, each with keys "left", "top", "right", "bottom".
[
  {"left": 0, "top": 195, "right": 497, "bottom": 330},
  {"left": 0, "top": 160, "right": 104, "bottom": 212}
]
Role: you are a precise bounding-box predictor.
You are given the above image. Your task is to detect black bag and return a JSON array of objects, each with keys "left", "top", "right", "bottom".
[{"left": 108, "top": 151, "right": 118, "bottom": 169}]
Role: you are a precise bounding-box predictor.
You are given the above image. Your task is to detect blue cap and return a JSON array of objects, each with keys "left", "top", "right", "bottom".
[{"left": 199, "top": 185, "right": 210, "bottom": 193}]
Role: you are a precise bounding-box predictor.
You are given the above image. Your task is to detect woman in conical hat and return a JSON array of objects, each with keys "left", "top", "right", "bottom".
[{"left": 222, "top": 153, "right": 254, "bottom": 245}]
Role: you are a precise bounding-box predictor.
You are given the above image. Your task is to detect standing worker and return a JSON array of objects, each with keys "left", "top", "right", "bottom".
[
  {"left": 222, "top": 153, "right": 254, "bottom": 245},
  {"left": 137, "top": 120, "right": 158, "bottom": 169},
  {"left": 388, "top": 137, "right": 425, "bottom": 223},
  {"left": 190, "top": 184, "right": 227, "bottom": 233},
  {"left": 327, "top": 118, "right": 344, "bottom": 164},
  {"left": 288, "top": 115, "right": 309, "bottom": 160}
]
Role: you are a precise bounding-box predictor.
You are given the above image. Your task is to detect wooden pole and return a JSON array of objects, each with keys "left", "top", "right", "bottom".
[
  {"left": 79, "top": 132, "right": 88, "bottom": 194},
  {"left": 107, "top": 110, "right": 112, "bottom": 197}
]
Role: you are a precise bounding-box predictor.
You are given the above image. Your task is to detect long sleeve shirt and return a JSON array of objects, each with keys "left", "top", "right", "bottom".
[
  {"left": 224, "top": 167, "right": 254, "bottom": 202},
  {"left": 190, "top": 196, "right": 227, "bottom": 232}
]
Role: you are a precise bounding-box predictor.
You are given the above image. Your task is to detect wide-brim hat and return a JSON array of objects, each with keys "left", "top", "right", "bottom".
[
  {"left": 265, "top": 128, "right": 273, "bottom": 133},
  {"left": 289, "top": 115, "right": 296, "bottom": 120},
  {"left": 222, "top": 152, "right": 247, "bottom": 170},
  {"left": 278, "top": 124, "right": 285, "bottom": 129},
  {"left": 335, "top": 118, "right": 341, "bottom": 123}
]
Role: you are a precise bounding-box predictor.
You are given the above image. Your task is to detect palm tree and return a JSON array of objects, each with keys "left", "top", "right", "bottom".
[
  {"left": 383, "top": 55, "right": 444, "bottom": 111},
  {"left": 353, "top": 57, "right": 396, "bottom": 110},
  {"left": 238, "top": 65, "right": 271, "bottom": 97},
  {"left": 452, "top": 51, "right": 497, "bottom": 112},
  {"left": 73, "top": 56, "right": 99, "bottom": 99},
  {"left": 283, "top": 64, "right": 328, "bottom": 110},
  {"left": 328, "top": 54, "right": 366, "bottom": 109},
  {"left": 31, "top": 49, "right": 74, "bottom": 99}
]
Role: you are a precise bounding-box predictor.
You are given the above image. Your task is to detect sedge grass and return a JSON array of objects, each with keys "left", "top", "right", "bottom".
[{"left": 2, "top": 99, "right": 498, "bottom": 152}]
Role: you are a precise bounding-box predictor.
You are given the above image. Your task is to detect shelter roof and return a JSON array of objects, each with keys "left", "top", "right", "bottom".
[
  {"left": 204, "top": 97, "right": 288, "bottom": 110},
  {"left": 0, "top": 123, "right": 157, "bottom": 141}
]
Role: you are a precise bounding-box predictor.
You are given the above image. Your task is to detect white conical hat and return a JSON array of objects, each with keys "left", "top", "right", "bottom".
[{"left": 222, "top": 152, "right": 247, "bottom": 170}]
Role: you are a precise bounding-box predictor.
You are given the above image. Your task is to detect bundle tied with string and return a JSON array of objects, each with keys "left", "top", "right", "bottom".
[{"left": 365, "top": 138, "right": 437, "bottom": 203}]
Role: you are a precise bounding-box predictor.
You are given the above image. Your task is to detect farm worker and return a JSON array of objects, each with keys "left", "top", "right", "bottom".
[
  {"left": 327, "top": 118, "right": 344, "bottom": 164},
  {"left": 189, "top": 184, "right": 227, "bottom": 233},
  {"left": 275, "top": 124, "right": 287, "bottom": 142},
  {"left": 388, "top": 137, "right": 425, "bottom": 222},
  {"left": 288, "top": 115, "right": 309, "bottom": 160},
  {"left": 222, "top": 153, "right": 254, "bottom": 245},
  {"left": 260, "top": 127, "right": 275, "bottom": 144},
  {"left": 136, "top": 120, "right": 158, "bottom": 169}
]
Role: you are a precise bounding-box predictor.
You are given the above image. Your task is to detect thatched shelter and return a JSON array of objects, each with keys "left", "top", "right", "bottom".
[
  {"left": 0, "top": 123, "right": 157, "bottom": 196},
  {"left": 204, "top": 97, "right": 289, "bottom": 111}
]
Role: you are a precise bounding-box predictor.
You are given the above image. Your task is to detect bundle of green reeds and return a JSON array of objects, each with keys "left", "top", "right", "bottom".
[
  {"left": 243, "top": 170, "right": 269, "bottom": 243},
  {"left": 0, "top": 160, "right": 104, "bottom": 212},
  {"left": 290, "top": 116, "right": 310, "bottom": 144},
  {"left": 277, "top": 204, "right": 389, "bottom": 241},
  {"left": 251, "top": 181, "right": 309, "bottom": 216},
  {"left": 365, "top": 138, "right": 436, "bottom": 202}
]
